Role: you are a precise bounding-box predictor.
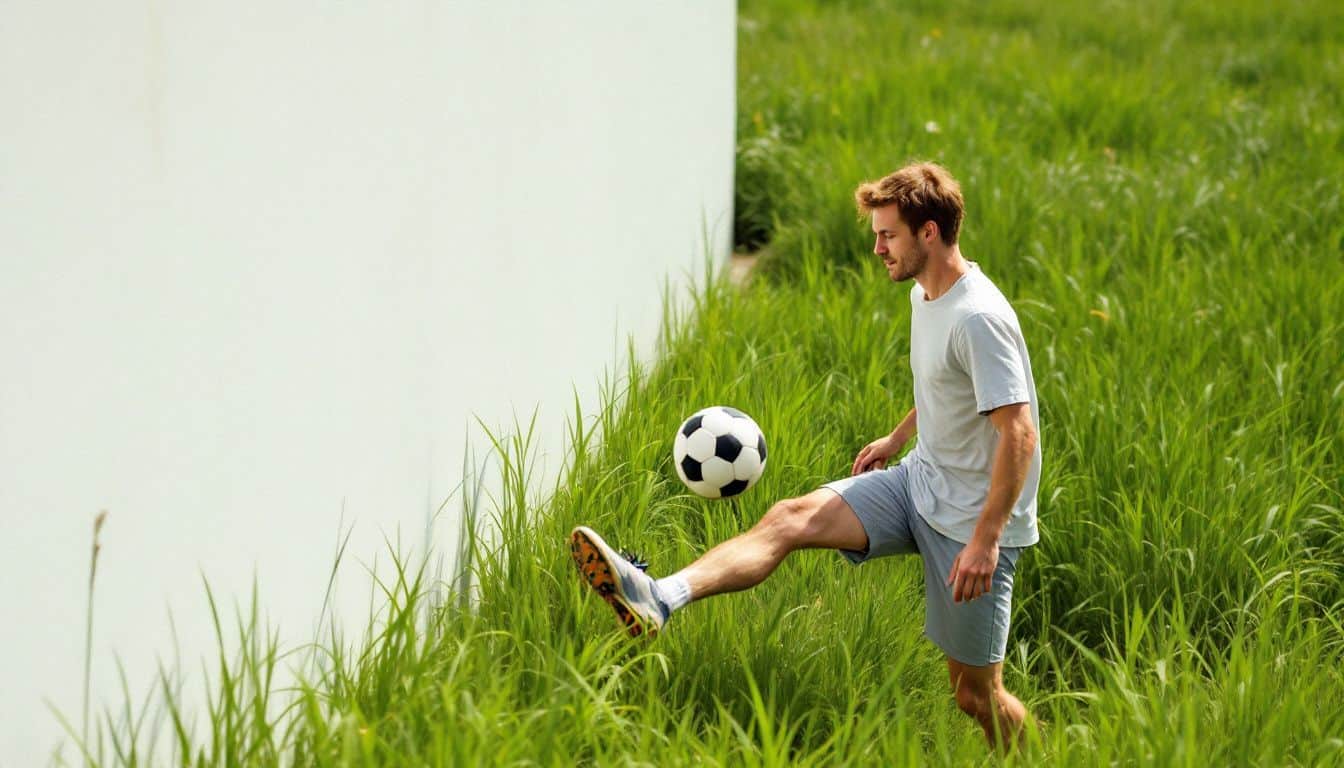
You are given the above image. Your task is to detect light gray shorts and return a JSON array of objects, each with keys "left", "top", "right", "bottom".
[{"left": 822, "top": 461, "right": 1021, "bottom": 667}]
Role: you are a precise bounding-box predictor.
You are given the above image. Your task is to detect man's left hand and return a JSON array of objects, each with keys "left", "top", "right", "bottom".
[{"left": 948, "top": 538, "right": 999, "bottom": 603}]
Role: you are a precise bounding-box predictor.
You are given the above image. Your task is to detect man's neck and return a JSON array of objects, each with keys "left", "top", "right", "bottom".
[{"left": 916, "top": 246, "right": 969, "bottom": 301}]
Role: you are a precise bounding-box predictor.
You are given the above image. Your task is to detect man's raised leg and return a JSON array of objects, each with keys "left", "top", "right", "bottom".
[
  {"left": 570, "top": 488, "right": 867, "bottom": 636},
  {"left": 675, "top": 488, "right": 867, "bottom": 600}
]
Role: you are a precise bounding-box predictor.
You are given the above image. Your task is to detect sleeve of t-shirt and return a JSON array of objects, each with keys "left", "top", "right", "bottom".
[{"left": 954, "top": 312, "right": 1031, "bottom": 415}]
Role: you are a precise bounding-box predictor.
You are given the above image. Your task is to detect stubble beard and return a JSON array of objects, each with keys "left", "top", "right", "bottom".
[{"left": 892, "top": 240, "right": 928, "bottom": 282}]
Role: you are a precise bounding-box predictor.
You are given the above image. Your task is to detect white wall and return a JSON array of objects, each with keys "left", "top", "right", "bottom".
[{"left": 0, "top": 3, "right": 735, "bottom": 764}]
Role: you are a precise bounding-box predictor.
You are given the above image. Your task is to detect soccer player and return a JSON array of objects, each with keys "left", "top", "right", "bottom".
[{"left": 570, "top": 162, "right": 1041, "bottom": 750}]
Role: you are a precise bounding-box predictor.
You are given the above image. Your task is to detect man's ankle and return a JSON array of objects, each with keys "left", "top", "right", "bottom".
[{"left": 654, "top": 573, "right": 693, "bottom": 612}]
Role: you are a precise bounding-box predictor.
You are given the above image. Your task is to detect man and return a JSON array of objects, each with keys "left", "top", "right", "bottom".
[{"left": 569, "top": 161, "right": 1041, "bottom": 750}]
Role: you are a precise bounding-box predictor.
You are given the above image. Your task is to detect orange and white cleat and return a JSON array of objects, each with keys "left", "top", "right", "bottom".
[{"left": 570, "top": 526, "right": 670, "bottom": 638}]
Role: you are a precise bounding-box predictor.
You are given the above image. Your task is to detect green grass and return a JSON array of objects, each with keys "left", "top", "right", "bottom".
[{"left": 72, "top": 0, "right": 1344, "bottom": 764}]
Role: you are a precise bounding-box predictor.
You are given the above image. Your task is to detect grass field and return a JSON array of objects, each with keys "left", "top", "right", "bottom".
[{"left": 82, "top": 0, "right": 1344, "bottom": 764}]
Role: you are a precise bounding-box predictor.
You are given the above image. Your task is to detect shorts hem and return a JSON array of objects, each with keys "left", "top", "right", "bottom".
[
  {"left": 818, "top": 483, "right": 879, "bottom": 565},
  {"left": 924, "top": 629, "right": 1004, "bottom": 667}
]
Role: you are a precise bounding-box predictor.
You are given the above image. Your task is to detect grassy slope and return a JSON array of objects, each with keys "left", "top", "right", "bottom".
[{"left": 89, "top": 0, "right": 1343, "bottom": 765}]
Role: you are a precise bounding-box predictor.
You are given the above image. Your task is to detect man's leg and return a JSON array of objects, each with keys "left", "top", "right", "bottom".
[
  {"left": 570, "top": 488, "right": 867, "bottom": 637},
  {"left": 947, "top": 657, "right": 1029, "bottom": 751},
  {"left": 675, "top": 488, "right": 868, "bottom": 600}
]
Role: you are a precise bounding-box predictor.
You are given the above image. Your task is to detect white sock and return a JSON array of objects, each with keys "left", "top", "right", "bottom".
[{"left": 654, "top": 573, "right": 693, "bottom": 612}]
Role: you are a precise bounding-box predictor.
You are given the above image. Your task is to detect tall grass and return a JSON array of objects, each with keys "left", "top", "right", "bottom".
[{"left": 66, "top": 0, "right": 1344, "bottom": 764}]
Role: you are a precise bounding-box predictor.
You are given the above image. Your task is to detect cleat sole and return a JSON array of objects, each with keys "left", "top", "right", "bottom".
[{"left": 570, "top": 528, "right": 655, "bottom": 638}]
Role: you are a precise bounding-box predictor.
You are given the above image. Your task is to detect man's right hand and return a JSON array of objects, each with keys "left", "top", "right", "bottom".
[{"left": 851, "top": 434, "right": 906, "bottom": 475}]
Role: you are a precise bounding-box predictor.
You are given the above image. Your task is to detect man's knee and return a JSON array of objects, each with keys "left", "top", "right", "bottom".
[
  {"left": 953, "top": 679, "right": 992, "bottom": 722},
  {"left": 759, "top": 491, "right": 863, "bottom": 550},
  {"left": 759, "top": 496, "right": 812, "bottom": 544}
]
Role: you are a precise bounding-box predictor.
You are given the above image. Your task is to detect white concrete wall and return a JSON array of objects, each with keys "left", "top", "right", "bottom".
[{"left": 0, "top": 3, "right": 735, "bottom": 764}]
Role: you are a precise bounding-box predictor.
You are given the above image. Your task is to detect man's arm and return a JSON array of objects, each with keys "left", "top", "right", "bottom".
[
  {"left": 971, "top": 403, "right": 1036, "bottom": 544},
  {"left": 890, "top": 407, "right": 917, "bottom": 445},
  {"left": 947, "top": 402, "right": 1037, "bottom": 603},
  {"left": 851, "top": 407, "right": 917, "bottom": 475}
]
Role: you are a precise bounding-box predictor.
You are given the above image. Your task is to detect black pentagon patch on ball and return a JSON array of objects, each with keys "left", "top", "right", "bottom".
[
  {"left": 721, "top": 406, "right": 746, "bottom": 418},
  {"left": 715, "top": 433, "right": 743, "bottom": 462},
  {"left": 757, "top": 435, "right": 767, "bottom": 461},
  {"left": 721, "top": 479, "right": 750, "bottom": 497},
  {"left": 680, "top": 414, "right": 703, "bottom": 438},
  {"left": 680, "top": 455, "right": 703, "bottom": 482}
]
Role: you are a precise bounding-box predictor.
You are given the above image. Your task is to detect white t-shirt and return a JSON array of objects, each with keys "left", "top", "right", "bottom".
[{"left": 904, "top": 262, "right": 1041, "bottom": 547}]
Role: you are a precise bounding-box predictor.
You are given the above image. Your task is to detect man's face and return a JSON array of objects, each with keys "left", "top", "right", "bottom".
[{"left": 871, "top": 205, "right": 927, "bottom": 282}]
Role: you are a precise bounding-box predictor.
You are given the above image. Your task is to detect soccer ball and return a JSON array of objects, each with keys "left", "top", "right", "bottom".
[{"left": 672, "top": 406, "right": 767, "bottom": 499}]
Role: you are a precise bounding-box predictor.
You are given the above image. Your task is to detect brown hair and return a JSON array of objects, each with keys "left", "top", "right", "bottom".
[{"left": 853, "top": 162, "right": 964, "bottom": 245}]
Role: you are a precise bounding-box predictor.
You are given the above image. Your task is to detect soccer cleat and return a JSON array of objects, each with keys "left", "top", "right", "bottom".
[{"left": 569, "top": 526, "right": 670, "bottom": 638}]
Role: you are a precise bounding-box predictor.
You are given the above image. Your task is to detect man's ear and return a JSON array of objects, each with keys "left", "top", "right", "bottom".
[{"left": 923, "top": 220, "right": 939, "bottom": 244}]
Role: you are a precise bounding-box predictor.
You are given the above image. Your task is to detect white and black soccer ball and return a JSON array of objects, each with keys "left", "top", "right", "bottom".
[{"left": 672, "top": 406, "right": 767, "bottom": 499}]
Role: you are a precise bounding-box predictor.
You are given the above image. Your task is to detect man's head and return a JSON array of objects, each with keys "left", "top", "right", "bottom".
[{"left": 854, "top": 162, "right": 964, "bottom": 282}]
